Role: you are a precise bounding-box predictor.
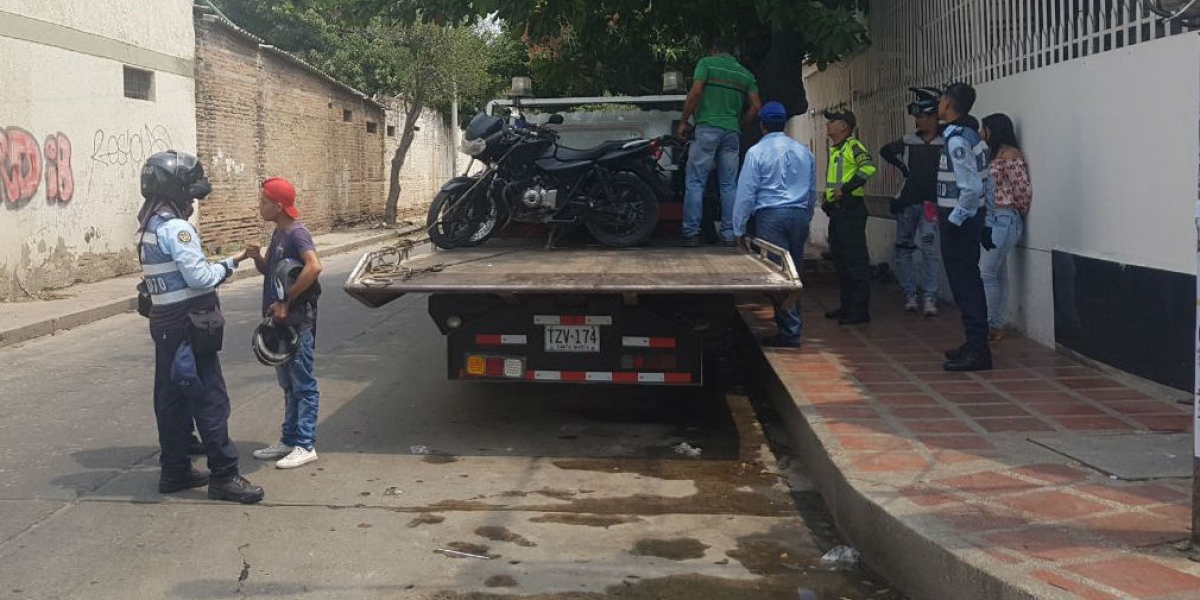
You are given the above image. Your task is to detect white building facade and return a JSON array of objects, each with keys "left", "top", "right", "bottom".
[
  {"left": 793, "top": 1, "right": 1198, "bottom": 389},
  {"left": 0, "top": 0, "right": 198, "bottom": 299}
]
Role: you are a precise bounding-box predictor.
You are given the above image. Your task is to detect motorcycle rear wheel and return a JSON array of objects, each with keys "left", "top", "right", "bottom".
[{"left": 584, "top": 171, "right": 659, "bottom": 247}]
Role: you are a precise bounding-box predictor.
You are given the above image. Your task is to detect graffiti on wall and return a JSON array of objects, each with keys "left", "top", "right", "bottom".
[
  {"left": 90, "top": 124, "right": 172, "bottom": 168},
  {"left": 1, "top": 127, "right": 74, "bottom": 207}
]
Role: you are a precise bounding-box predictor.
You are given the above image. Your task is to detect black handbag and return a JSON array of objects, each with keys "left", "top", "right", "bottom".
[{"left": 187, "top": 309, "right": 226, "bottom": 355}]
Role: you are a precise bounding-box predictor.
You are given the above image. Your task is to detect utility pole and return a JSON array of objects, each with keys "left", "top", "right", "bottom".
[
  {"left": 451, "top": 81, "right": 460, "bottom": 173},
  {"left": 1193, "top": 200, "right": 1199, "bottom": 562}
]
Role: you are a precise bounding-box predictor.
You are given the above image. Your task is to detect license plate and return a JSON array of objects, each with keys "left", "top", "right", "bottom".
[{"left": 544, "top": 325, "right": 600, "bottom": 353}]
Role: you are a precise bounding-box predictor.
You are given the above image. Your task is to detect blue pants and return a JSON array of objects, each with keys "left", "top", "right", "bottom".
[
  {"left": 755, "top": 207, "right": 813, "bottom": 341},
  {"left": 938, "top": 208, "right": 990, "bottom": 355},
  {"left": 152, "top": 327, "right": 239, "bottom": 478},
  {"left": 683, "top": 125, "right": 740, "bottom": 240},
  {"left": 980, "top": 208, "right": 1024, "bottom": 328},
  {"left": 276, "top": 328, "right": 320, "bottom": 450},
  {"left": 894, "top": 202, "right": 941, "bottom": 300}
]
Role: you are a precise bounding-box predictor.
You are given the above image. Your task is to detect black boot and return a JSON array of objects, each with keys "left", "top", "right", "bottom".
[
  {"left": 838, "top": 314, "right": 871, "bottom": 326},
  {"left": 943, "top": 351, "right": 993, "bottom": 372},
  {"left": 944, "top": 344, "right": 968, "bottom": 361},
  {"left": 159, "top": 468, "right": 210, "bottom": 494},
  {"left": 208, "top": 475, "right": 265, "bottom": 504},
  {"left": 824, "top": 308, "right": 845, "bottom": 320}
]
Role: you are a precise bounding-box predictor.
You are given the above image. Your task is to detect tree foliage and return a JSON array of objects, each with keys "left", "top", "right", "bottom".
[{"left": 341, "top": 0, "right": 870, "bottom": 102}]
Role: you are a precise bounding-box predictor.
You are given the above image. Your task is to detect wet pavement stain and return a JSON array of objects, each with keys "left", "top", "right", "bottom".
[
  {"left": 528, "top": 514, "right": 644, "bottom": 528},
  {"left": 424, "top": 454, "right": 461, "bottom": 464},
  {"left": 407, "top": 513, "right": 446, "bottom": 528},
  {"left": 431, "top": 572, "right": 903, "bottom": 600},
  {"left": 484, "top": 575, "right": 519, "bottom": 588},
  {"left": 629, "top": 538, "right": 709, "bottom": 561},
  {"left": 443, "top": 542, "right": 499, "bottom": 559},
  {"left": 475, "top": 526, "right": 537, "bottom": 547}
]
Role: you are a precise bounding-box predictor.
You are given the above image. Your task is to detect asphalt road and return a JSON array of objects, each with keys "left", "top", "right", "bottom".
[{"left": 0, "top": 249, "right": 901, "bottom": 600}]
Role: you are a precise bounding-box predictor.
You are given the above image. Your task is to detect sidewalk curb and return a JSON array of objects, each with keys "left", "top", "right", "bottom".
[
  {"left": 0, "top": 228, "right": 414, "bottom": 350},
  {"left": 743, "top": 319, "right": 1041, "bottom": 600}
]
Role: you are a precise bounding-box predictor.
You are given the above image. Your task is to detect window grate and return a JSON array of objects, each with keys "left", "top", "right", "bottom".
[{"left": 123, "top": 66, "right": 154, "bottom": 101}]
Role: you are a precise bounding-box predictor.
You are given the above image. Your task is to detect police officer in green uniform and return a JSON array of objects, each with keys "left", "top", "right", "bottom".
[{"left": 822, "top": 110, "right": 877, "bottom": 325}]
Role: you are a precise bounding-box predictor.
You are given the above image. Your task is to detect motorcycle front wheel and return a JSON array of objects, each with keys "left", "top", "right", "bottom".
[
  {"left": 426, "top": 184, "right": 501, "bottom": 249},
  {"left": 584, "top": 171, "right": 660, "bottom": 247}
]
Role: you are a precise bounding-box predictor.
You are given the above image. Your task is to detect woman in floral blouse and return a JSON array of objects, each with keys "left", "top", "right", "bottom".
[{"left": 980, "top": 113, "right": 1032, "bottom": 341}]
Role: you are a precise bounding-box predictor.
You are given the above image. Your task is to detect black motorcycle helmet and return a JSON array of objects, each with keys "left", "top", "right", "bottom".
[{"left": 140, "top": 150, "right": 212, "bottom": 204}]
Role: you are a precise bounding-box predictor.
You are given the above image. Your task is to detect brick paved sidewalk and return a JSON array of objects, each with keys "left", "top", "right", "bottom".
[{"left": 741, "top": 284, "right": 1199, "bottom": 600}]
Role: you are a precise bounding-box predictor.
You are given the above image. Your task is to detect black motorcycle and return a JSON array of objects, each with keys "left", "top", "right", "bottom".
[{"left": 427, "top": 111, "right": 661, "bottom": 249}]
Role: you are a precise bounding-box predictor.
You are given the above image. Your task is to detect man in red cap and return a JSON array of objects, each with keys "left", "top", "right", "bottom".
[{"left": 246, "top": 177, "right": 325, "bottom": 469}]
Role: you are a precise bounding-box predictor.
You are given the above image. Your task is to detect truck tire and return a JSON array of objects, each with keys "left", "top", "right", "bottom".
[
  {"left": 585, "top": 171, "right": 659, "bottom": 248},
  {"left": 427, "top": 187, "right": 500, "bottom": 249}
]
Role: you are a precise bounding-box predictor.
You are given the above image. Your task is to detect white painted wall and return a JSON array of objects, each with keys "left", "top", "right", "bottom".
[
  {"left": 0, "top": 1, "right": 196, "bottom": 299},
  {"left": 973, "top": 33, "right": 1200, "bottom": 344},
  {"left": 795, "top": 33, "right": 1200, "bottom": 346},
  {"left": 385, "top": 104, "right": 463, "bottom": 217}
]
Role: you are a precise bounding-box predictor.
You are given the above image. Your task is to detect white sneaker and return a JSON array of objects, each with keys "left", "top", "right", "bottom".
[
  {"left": 276, "top": 446, "right": 318, "bottom": 469},
  {"left": 904, "top": 297, "right": 920, "bottom": 312},
  {"left": 923, "top": 297, "right": 939, "bottom": 317},
  {"left": 252, "top": 442, "right": 293, "bottom": 460}
]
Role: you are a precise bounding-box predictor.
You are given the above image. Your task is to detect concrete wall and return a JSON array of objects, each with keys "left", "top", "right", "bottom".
[
  {"left": 794, "top": 32, "right": 1200, "bottom": 347},
  {"left": 972, "top": 33, "right": 1200, "bottom": 344},
  {"left": 0, "top": 0, "right": 197, "bottom": 300},
  {"left": 384, "top": 100, "right": 461, "bottom": 218},
  {"left": 194, "top": 13, "right": 387, "bottom": 253}
]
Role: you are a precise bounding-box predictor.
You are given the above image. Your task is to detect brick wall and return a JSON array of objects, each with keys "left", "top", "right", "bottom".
[{"left": 193, "top": 14, "right": 387, "bottom": 252}]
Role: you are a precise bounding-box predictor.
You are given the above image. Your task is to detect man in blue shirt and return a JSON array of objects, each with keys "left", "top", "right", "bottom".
[
  {"left": 936, "top": 83, "right": 997, "bottom": 371},
  {"left": 732, "top": 101, "right": 816, "bottom": 348}
]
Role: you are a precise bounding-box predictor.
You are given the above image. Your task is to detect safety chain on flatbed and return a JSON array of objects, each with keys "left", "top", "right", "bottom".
[{"left": 359, "top": 236, "right": 446, "bottom": 286}]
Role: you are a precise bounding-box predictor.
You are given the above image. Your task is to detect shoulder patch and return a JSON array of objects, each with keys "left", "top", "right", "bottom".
[{"left": 178, "top": 230, "right": 192, "bottom": 244}]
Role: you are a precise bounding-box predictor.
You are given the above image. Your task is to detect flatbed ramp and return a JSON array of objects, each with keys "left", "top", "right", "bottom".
[{"left": 344, "top": 239, "right": 802, "bottom": 308}]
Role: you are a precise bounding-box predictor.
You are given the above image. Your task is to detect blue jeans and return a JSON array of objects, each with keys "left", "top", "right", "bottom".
[
  {"left": 755, "top": 207, "right": 813, "bottom": 341},
  {"left": 276, "top": 328, "right": 319, "bottom": 450},
  {"left": 893, "top": 202, "right": 941, "bottom": 300},
  {"left": 683, "top": 125, "right": 740, "bottom": 240},
  {"left": 980, "top": 208, "right": 1024, "bottom": 329}
]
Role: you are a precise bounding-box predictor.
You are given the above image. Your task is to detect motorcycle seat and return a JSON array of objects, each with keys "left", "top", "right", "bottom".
[{"left": 554, "top": 140, "right": 632, "bottom": 161}]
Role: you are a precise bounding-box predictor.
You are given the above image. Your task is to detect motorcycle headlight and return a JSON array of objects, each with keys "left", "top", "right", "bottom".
[{"left": 461, "top": 137, "right": 487, "bottom": 157}]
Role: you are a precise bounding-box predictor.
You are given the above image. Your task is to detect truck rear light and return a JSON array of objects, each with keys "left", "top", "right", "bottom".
[{"left": 466, "top": 355, "right": 525, "bottom": 379}]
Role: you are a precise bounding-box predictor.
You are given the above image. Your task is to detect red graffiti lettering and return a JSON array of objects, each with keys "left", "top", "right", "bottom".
[
  {"left": 43, "top": 133, "right": 74, "bottom": 204},
  {"left": 0, "top": 127, "right": 43, "bottom": 206}
]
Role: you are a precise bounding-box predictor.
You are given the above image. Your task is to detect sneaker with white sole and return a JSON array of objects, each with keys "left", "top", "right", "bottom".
[
  {"left": 276, "top": 446, "right": 318, "bottom": 469},
  {"left": 252, "top": 442, "right": 293, "bottom": 460},
  {"left": 904, "top": 296, "right": 919, "bottom": 312},
  {"left": 923, "top": 296, "right": 939, "bottom": 317}
]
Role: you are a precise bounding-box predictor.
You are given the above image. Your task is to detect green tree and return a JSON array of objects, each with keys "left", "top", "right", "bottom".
[{"left": 343, "top": 0, "right": 870, "bottom": 112}]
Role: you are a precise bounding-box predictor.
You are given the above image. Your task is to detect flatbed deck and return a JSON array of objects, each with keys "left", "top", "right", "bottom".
[{"left": 343, "top": 239, "right": 801, "bottom": 308}]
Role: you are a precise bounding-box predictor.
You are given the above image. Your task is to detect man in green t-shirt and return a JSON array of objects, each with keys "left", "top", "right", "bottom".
[{"left": 676, "top": 37, "right": 762, "bottom": 246}]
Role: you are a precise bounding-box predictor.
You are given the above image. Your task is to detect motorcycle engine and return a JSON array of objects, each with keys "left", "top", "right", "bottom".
[{"left": 519, "top": 185, "right": 558, "bottom": 210}]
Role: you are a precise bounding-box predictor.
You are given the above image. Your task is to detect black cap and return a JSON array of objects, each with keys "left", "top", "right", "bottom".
[{"left": 823, "top": 109, "right": 857, "bottom": 130}]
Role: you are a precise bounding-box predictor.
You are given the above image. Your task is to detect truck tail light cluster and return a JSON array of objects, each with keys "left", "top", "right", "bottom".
[{"left": 465, "top": 355, "right": 525, "bottom": 379}]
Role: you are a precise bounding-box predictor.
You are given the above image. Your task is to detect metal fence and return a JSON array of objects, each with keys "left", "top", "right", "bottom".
[{"left": 802, "top": 0, "right": 1192, "bottom": 197}]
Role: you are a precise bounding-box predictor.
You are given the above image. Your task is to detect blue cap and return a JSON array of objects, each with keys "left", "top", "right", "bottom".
[{"left": 760, "top": 101, "right": 788, "bottom": 124}]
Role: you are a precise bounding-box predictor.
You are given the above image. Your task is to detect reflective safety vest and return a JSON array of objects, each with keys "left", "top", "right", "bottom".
[
  {"left": 825, "top": 137, "right": 877, "bottom": 201},
  {"left": 936, "top": 125, "right": 992, "bottom": 209},
  {"left": 139, "top": 212, "right": 214, "bottom": 306}
]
